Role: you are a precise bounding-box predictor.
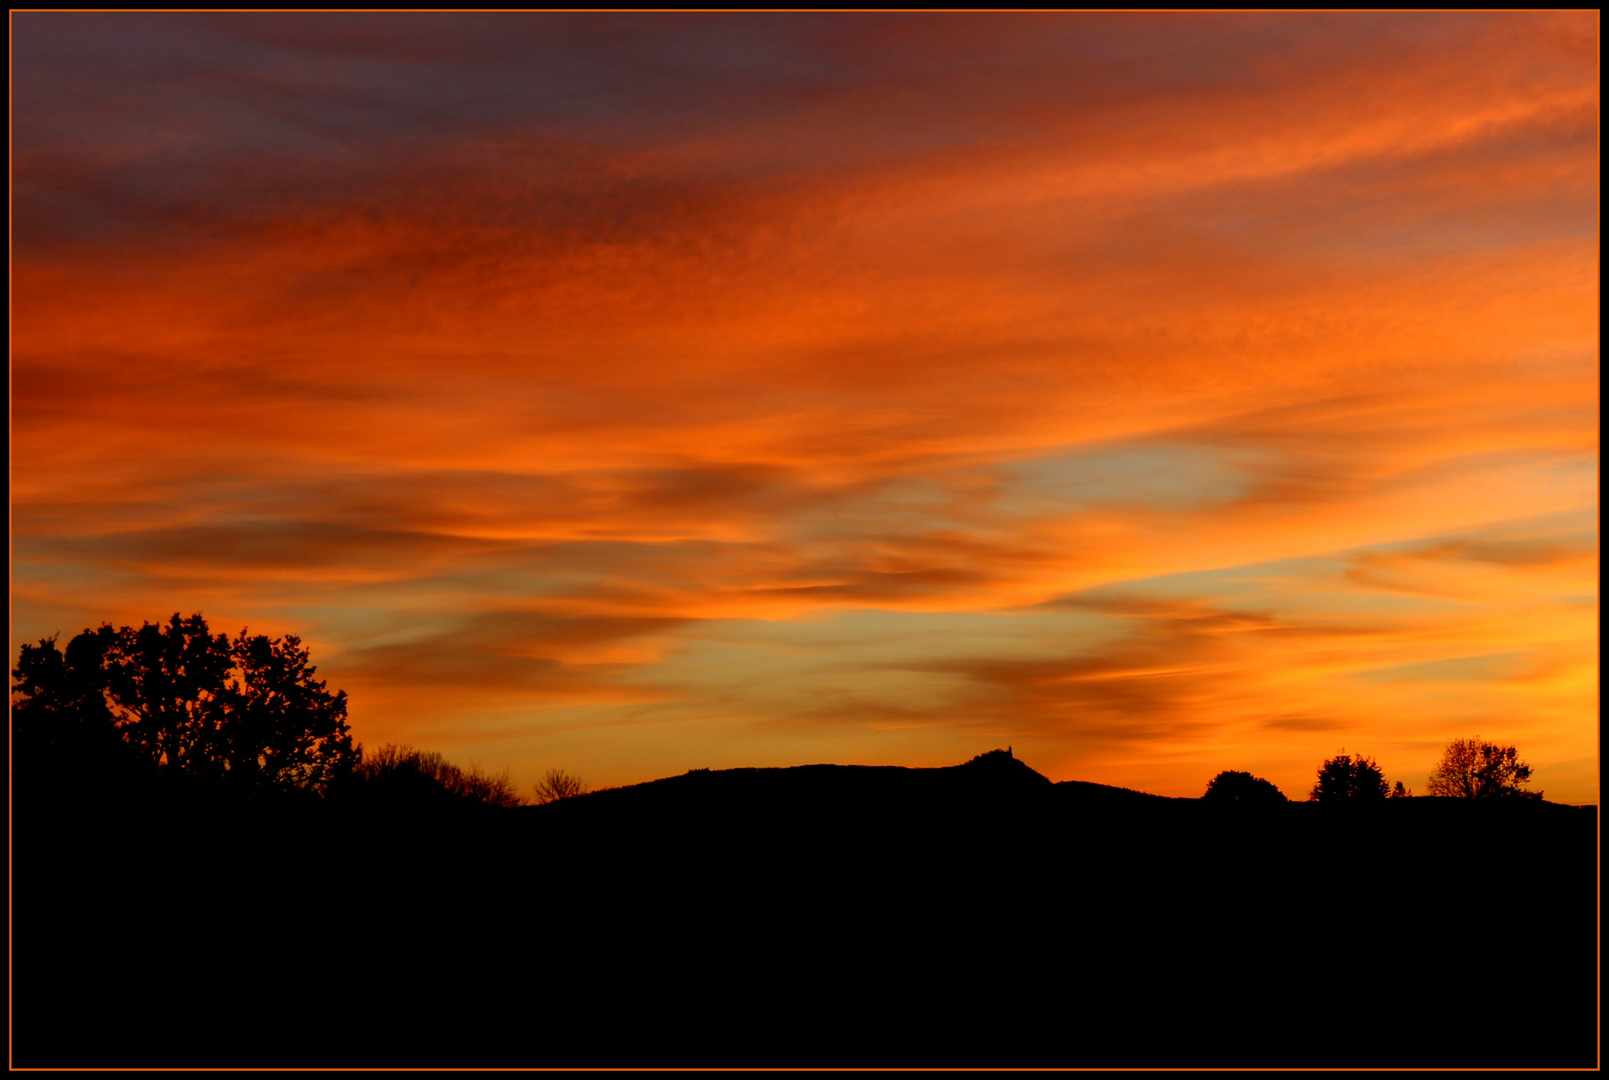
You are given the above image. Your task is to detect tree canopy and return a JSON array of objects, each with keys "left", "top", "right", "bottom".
[
  {"left": 13, "top": 613, "right": 357, "bottom": 795},
  {"left": 1202, "top": 770, "right": 1287, "bottom": 805},
  {"left": 1426, "top": 738, "right": 1541, "bottom": 800},
  {"left": 1309, "top": 752, "right": 1389, "bottom": 802}
]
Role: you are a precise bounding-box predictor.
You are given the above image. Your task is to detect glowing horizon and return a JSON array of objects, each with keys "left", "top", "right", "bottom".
[{"left": 10, "top": 12, "right": 1599, "bottom": 803}]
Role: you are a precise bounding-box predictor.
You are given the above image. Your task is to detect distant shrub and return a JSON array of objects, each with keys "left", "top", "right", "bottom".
[
  {"left": 1202, "top": 770, "right": 1287, "bottom": 805},
  {"left": 348, "top": 743, "right": 523, "bottom": 810},
  {"left": 533, "top": 768, "right": 588, "bottom": 804}
]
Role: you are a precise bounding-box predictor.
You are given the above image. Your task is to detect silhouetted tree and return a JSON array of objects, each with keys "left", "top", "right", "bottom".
[
  {"left": 534, "top": 768, "right": 588, "bottom": 804},
  {"left": 103, "top": 613, "right": 236, "bottom": 778},
  {"left": 1391, "top": 781, "right": 1412, "bottom": 799},
  {"left": 12, "top": 613, "right": 357, "bottom": 795},
  {"left": 224, "top": 630, "right": 357, "bottom": 792},
  {"left": 1309, "top": 752, "right": 1388, "bottom": 802},
  {"left": 11, "top": 625, "right": 137, "bottom": 793},
  {"left": 1202, "top": 770, "right": 1287, "bottom": 805},
  {"left": 1426, "top": 738, "right": 1541, "bottom": 800}
]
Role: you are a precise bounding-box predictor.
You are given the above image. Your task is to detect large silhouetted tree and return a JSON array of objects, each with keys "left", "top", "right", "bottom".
[
  {"left": 12, "top": 613, "right": 357, "bottom": 796},
  {"left": 103, "top": 613, "right": 237, "bottom": 779},
  {"left": 1202, "top": 770, "right": 1287, "bottom": 805},
  {"left": 1426, "top": 738, "right": 1541, "bottom": 800},
  {"left": 1309, "top": 752, "right": 1389, "bottom": 802}
]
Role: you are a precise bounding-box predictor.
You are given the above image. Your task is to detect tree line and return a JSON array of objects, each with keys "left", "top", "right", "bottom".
[
  {"left": 12, "top": 613, "right": 588, "bottom": 811},
  {"left": 1204, "top": 741, "right": 1541, "bottom": 805}
]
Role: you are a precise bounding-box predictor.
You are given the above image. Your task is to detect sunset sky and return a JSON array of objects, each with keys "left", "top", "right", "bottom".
[{"left": 11, "top": 12, "right": 1599, "bottom": 803}]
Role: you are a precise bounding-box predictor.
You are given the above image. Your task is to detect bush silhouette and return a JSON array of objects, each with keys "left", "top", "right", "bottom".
[
  {"left": 533, "top": 768, "right": 588, "bottom": 804},
  {"left": 12, "top": 613, "right": 356, "bottom": 796},
  {"left": 1426, "top": 738, "right": 1541, "bottom": 800},
  {"left": 345, "top": 744, "right": 524, "bottom": 810},
  {"left": 1202, "top": 770, "right": 1287, "bottom": 805},
  {"left": 1309, "top": 752, "right": 1388, "bottom": 802}
]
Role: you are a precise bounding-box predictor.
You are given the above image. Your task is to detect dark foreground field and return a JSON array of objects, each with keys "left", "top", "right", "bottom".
[{"left": 13, "top": 752, "right": 1599, "bottom": 1068}]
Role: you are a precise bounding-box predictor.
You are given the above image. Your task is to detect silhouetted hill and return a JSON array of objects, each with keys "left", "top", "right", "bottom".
[
  {"left": 517, "top": 747, "right": 1055, "bottom": 828},
  {"left": 12, "top": 749, "right": 1597, "bottom": 1069},
  {"left": 1055, "top": 777, "right": 1189, "bottom": 804}
]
